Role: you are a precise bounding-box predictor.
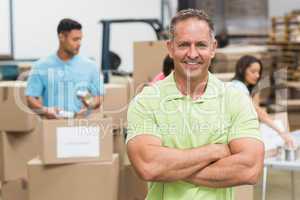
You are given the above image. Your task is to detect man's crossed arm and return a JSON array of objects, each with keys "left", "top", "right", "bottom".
[{"left": 127, "top": 134, "right": 264, "bottom": 187}]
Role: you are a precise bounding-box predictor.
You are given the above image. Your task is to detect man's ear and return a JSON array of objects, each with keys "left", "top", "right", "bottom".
[
  {"left": 58, "top": 32, "right": 65, "bottom": 42},
  {"left": 210, "top": 39, "right": 217, "bottom": 59},
  {"left": 166, "top": 40, "right": 174, "bottom": 59}
]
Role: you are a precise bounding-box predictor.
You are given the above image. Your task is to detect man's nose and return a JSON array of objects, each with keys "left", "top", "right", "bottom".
[{"left": 187, "top": 45, "right": 199, "bottom": 59}]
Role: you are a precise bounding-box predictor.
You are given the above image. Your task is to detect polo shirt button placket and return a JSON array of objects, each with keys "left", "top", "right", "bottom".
[{"left": 64, "top": 64, "right": 69, "bottom": 81}]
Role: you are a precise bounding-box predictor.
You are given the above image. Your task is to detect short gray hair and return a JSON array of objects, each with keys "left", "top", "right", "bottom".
[{"left": 169, "top": 9, "right": 215, "bottom": 40}]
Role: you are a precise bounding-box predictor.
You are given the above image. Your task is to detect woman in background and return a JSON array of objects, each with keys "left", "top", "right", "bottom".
[{"left": 231, "top": 55, "right": 295, "bottom": 148}]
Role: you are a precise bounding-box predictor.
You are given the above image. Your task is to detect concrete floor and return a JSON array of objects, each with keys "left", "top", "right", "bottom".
[{"left": 254, "top": 169, "right": 300, "bottom": 200}]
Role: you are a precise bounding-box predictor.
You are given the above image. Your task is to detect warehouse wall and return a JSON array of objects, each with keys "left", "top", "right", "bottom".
[
  {"left": 0, "top": 0, "right": 11, "bottom": 56},
  {"left": 11, "top": 0, "right": 300, "bottom": 72},
  {"left": 13, "top": 0, "right": 161, "bottom": 72},
  {"left": 269, "top": 0, "right": 300, "bottom": 17}
]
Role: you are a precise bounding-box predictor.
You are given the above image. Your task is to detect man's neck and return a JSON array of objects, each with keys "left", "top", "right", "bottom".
[
  {"left": 57, "top": 49, "right": 73, "bottom": 61},
  {"left": 174, "top": 72, "right": 209, "bottom": 100}
]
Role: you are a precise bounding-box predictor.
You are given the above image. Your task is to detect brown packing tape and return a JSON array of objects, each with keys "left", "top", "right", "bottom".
[
  {"left": 0, "top": 133, "right": 4, "bottom": 180},
  {"left": 113, "top": 128, "right": 126, "bottom": 169},
  {"left": 0, "top": 87, "right": 2, "bottom": 103},
  {"left": 2, "top": 87, "right": 8, "bottom": 102}
]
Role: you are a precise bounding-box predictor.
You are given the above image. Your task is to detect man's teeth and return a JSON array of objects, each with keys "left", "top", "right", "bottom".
[{"left": 185, "top": 61, "right": 198, "bottom": 64}]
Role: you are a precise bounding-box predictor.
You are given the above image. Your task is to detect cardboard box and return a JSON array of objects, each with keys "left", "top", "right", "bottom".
[
  {"left": 133, "top": 41, "right": 168, "bottom": 93},
  {"left": 211, "top": 45, "right": 271, "bottom": 73},
  {"left": 0, "top": 81, "right": 36, "bottom": 132},
  {"left": 37, "top": 117, "right": 113, "bottom": 164},
  {"left": 110, "top": 75, "right": 135, "bottom": 104},
  {"left": 288, "top": 111, "right": 300, "bottom": 131},
  {"left": 113, "top": 129, "right": 126, "bottom": 169},
  {"left": 0, "top": 131, "right": 38, "bottom": 181},
  {"left": 126, "top": 77, "right": 135, "bottom": 103},
  {"left": 1, "top": 179, "right": 28, "bottom": 200},
  {"left": 78, "top": 108, "right": 103, "bottom": 120},
  {"left": 27, "top": 154, "right": 119, "bottom": 200},
  {"left": 235, "top": 185, "right": 253, "bottom": 200},
  {"left": 104, "top": 84, "right": 128, "bottom": 129},
  {"left": 118, "top": 155, "right": 148, "bottom": 200}
]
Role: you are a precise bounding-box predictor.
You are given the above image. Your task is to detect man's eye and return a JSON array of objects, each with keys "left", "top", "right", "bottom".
[
  {"left": 196, "top": 43, "right": 207, "bottom": 48},
  {"left": 178, "top": 43, "right": 189, "bottom": 48}
]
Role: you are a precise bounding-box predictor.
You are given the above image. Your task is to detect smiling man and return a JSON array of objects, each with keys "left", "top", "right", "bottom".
[
  {"left": 126, "top": 9, "right": 264, "bottom": 200},
  {"left": 26, "top": 18, "right": 104, "bottom": 119}
]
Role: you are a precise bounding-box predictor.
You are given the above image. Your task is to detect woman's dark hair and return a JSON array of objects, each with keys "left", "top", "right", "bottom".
[
  {"left": 57, "top": 18, "right": 82, "bottom": 34},
  {"left": 232, "top": 55, "right": 263, "bottom": 94},
  {"left": 162, "top": 55, "right": 174, "bottom": 76}
]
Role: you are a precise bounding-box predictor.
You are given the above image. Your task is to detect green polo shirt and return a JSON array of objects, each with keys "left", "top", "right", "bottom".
[{"left": 127, "top": 72, "right": 261, "bottom": 200}]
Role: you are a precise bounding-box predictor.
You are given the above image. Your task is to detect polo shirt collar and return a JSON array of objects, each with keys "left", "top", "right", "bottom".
[
  {"left": 162, "top": 72, "right": 184, "bottom": 101},
  {"left": 54, "top": 53, "right": 79, "bottom": 66},
  {"left": 163, "top": 72, "right": 225, "bottom": 102}
]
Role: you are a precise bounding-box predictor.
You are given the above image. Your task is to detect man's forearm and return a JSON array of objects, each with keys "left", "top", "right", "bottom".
[
  {"left": 185, "top": 140, "right": 264, "bottom": 188},
  {"left": 151, "top": 145, "right": 223, "bottom": 181},
  {"left": 128, "top": 138, "right": 230, "bottom": 182},
  {"left": 186, "top": 153, "right": 255, "bottom": 187},
  {"left": 92, "top": 96, "right": 101, "bottom": 109},
  {"left": 26, "top": 96, "right": 44, "bottom": 113}
]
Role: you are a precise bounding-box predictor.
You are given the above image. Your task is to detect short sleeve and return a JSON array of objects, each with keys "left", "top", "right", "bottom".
[
  {"left": 230, "top": 80, "right": 250, "bottom": 96},
  {"left": 126, "top": 93, "right": 161, "bottom": 143},
  {"left": 89, "top": 65, "right": 104, "bottom": 96},
  {"left": 227, "top": 89, "right": 262, "bottom": 142},
  {"left": 26, "top": 64, "right": 44, "bottom": 97}
]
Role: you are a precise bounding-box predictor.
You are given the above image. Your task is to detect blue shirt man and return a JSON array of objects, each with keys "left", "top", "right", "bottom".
[
  {"left": 26, "top": 53, "right": 104, "bottom": 113},
  {"left": 26, "top": 18, "right": 103, "bottom": 119}
]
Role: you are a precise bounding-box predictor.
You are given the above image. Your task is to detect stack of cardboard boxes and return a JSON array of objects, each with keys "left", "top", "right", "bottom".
[
  {"left": 104, "top": 82, "right": 148, "bottom": 200},
  {"left": 0, "top": 81, "right": 120, "bottom": 200},
  {"left": 27, "top": 116, "right": 119, "bottom": 200},
  {"left": 0, "top": 81, "right": 37, "bottom": 200}
]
